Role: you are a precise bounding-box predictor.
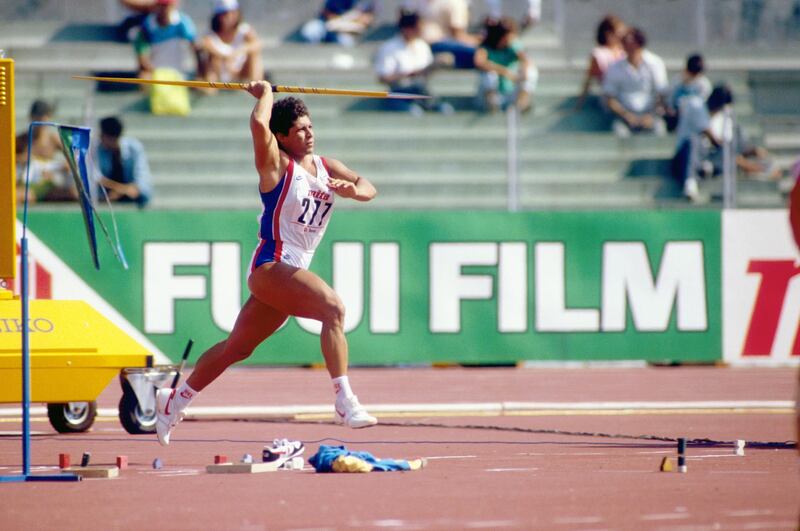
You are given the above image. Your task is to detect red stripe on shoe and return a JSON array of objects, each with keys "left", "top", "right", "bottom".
[{"left": 164, "top": 388, "right": 176, "bottom": 415}]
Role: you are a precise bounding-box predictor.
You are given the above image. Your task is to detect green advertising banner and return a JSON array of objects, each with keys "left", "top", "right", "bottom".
[{"left": 25, "top": 209, "right": 721, "bottom": 365}]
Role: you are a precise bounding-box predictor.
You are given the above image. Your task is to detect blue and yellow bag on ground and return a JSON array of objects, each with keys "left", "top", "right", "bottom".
[{"left": 309, "top": 444, "right": 426, "bottom": 473}]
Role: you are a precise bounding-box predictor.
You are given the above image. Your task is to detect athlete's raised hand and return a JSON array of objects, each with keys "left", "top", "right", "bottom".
[
  {"left": 328, "top": 178, "right": 358, "bottom": 199},
  {"left": 324, "top": 158, "right": 376, "bottom": 202},
  {"left": 244, "top": 80, "right": 272, "bottom": 99}
]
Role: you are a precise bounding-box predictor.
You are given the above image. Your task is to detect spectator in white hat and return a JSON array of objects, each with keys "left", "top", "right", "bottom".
[{"left": 201, "top": 0, "right": 265, "bottom": 87}]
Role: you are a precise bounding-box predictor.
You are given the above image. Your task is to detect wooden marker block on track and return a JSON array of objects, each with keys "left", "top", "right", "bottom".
[
  {"left": 62, "top": 465, "right": 119, "bottom": 479},
  {"left": 206, "top": 462, "right": 280, "bottom": 474}
]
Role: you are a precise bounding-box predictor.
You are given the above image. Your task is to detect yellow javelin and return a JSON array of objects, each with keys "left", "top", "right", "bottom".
[{"left": 72, "top": 75, "right": 430, "bottom": 99}]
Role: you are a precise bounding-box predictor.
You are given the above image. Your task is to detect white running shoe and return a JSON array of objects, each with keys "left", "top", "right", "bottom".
[
  {"left": 263, "top": 439, "right": 305, "bottom": 468},
  {"left": 334, "top": 395, "right": 377, "bottom": 429},
  {"left": 155, "top": 387, "right": 185, "bottom": 446}
]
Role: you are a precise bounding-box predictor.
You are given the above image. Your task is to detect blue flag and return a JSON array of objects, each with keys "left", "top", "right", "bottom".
[{"left": 58, "top": 126, "right": 99, "bottom": 269}]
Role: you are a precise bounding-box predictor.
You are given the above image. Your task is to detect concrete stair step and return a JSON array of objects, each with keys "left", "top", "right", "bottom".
[
  {"left": 137, "top": 134, "right": 675, "bottom": 156},
  {"left": 148, "top": 151, "right": 668, "bottom": 179},
  {"left": 152, "top": 175, "right": 665, "bottom": 198},
  {"left": 70, "top": 104, "right": 758, "bottom": 133},
  {"left": 12, "top": 67, "right": 752, "bottom": 94}
]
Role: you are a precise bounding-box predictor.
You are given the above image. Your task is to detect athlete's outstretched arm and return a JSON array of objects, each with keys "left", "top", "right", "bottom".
[
  {"left": 245, "top": 81, "right": 283, "bottom": 193},
  {"left": 324, "top": 158, "right": 377, "bottom": 202}
]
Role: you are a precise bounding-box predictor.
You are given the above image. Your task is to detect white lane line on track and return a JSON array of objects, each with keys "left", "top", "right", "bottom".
[
  {"left": 709, "top": 470, "right": 770, "bottom": 474},
  {"left": 372, "top": 520, "right": 408, "bottom": 527},
  {"left": 464, "top": 520, "right": 518, "bottom": 528},
  {"left": 739, "top": 522, "right": 797, "bottom": 530},
  {"left": 688, "top": 454, "right": 743, "bottom": 459},
  {"left": 553, "top": 516, "right": 604, "bottom": 524},
  {"left": 514, "top": 452, "right": 609, "bottom": 456},
  {"left": 637, "top": 450, "right": 674, "bottom": 454},
  {"left": 485, "top": 467, "right": 538, "bottom": 472},
  {"left": 141, "top": 469, "right": 200, "bottom": 477},
  {"left": 640, "top": 513, "right": 690, "bottom": 521},
  {"left": 424, "top": 455, "right": 477, "bottom": 460},
  {"left": 724, "top": 509, "right": 774, "bottom": 517},
  {"left": 5, "top": 400, "right": 791, "bottom": 420}
]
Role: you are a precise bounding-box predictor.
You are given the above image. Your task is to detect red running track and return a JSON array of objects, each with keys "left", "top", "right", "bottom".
[{"left": 1, "top": 366, "right": 798, "bottom": 530}]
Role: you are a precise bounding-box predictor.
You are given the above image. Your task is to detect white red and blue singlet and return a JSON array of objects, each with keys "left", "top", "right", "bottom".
[{"left": 250, "top": 155, "right": 335, "bottom": 273}]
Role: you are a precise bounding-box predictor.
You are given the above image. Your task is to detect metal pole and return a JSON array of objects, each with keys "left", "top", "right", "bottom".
[
  {"left": 507, "top": 104, "right": 520, "bottom": 212},
  {"left": 0, "top": 122, "right": 80, "bottom": 482},
  {"left": 20, "top": 123, "right": 34, "bottom": 478},
  {"left": 20, "top": 237, "right": 30, "bottom": 476},
  {"left": 722, "top": 107, "right": 736, "bottom": 209}
]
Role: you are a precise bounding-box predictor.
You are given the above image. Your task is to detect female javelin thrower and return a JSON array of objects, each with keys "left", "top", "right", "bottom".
[{"left": 155, "top": 80, "right": 378, "bottom": 445}]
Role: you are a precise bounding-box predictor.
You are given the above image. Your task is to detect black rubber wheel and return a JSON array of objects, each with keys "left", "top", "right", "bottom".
[
  {"left": 118, "top": 386, "right": 156, "bottom": 435},
  {"left": 46, "top": 401, "right": 97, "bottom": 433}
]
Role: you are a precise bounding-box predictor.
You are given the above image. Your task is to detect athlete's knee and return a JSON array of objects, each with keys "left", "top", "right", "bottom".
[{"left": 320, "top": 293, "right": 346, "bottom": 328}]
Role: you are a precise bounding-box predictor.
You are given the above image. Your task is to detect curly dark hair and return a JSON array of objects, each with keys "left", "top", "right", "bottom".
[
  {"left": 211, "top": 10, "right": 241, "bottom": 34},
  {"left": 596, "top": 14, "right": 624, "bottom": 46},
  {"left": 269, "top": 97, "right": 309, "bottom": 136},
  {"left": 481, "top": 17, "right": 516, "bottom": 50}
]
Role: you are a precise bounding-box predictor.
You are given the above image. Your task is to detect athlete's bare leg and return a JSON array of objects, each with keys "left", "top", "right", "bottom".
[
  {"left": 156, "top": 295, "right": 287, "bottom": 445},
  {"left": 248, "top": 262, "right": 348, "bottom": 378},
  {"left": 186, "top": 295, "right": 288, "bottom": 391}
]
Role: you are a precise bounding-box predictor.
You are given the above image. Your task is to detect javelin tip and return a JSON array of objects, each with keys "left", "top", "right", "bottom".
[{"left": 387, "top": 92, "right": 432, "bottom": 100}]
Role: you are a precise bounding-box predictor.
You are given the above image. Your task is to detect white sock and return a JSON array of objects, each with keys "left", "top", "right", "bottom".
[
  {"left": 332, "top": 375, "right": 354, "bottom": 400},
  {"left": 173, "top": 382, "right": 199, "bottom": 412}
]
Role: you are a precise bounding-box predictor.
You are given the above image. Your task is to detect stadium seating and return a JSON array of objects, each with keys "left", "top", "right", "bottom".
[{"left": 3, "top": 0, "right": 798, "bottom": 210}]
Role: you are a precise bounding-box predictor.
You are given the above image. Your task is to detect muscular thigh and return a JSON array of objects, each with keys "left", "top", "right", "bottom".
[
  {"left": 248, "top": 262, "right": 338, "bottom": 321},
  {"left": 226, "top": 295, "right": 289, "bottom": 353}
]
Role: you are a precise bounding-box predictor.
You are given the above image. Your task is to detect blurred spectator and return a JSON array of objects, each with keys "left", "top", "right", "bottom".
[
  {"left": 19, "top": 101, "right": 76, "bottom": 203},
  {"left": 672, "top": 84, "right": 781, "bottom": 202},
  {"left": 201, "top": 0, "right": 264, "bottom": 86},
  {"left": 15, "top": 133, "right": 26, "bottom": 203},
  {"left": 474, "top": 17, "right": 537, "bottom": 113},
  {"left": 404, "top": 0, "right": 480, "bottom": 69},
  {"left": 665, "top": 53, "right": 712, "bottom": 131},
  {"left": 134, "top": 0, "right": 203, "bottom": 78},
  {"left": 602, "top": 27, "right": 668, "bottom": 137},
  {"left": 739, "top": 0, "right": 765, "bottom": 42},
  {"left": 28, "top": 100, "right": 62, "bottom": 159},
  {"left": 789, "top": 1, "right": 800, "bottom": 39},
  {"left": 484, "top": 0, "right": 542, "bottom": 31},
  {"left": 15, "top": 134, "right": 75, "bottom": 204},
  {"left": 575, "top": 14, "right": 626, "bottom": 110},
  {"left": 671, "top": 86, "right": 727, "bottom": 201},
  {"left": 116, "top": 0, "right": 157, "bottom": 43},
  {"left": 94, "top": 116, "right": 153, "bottom": 208},
  {"left": 707, "top": 88, "right": 781, "bottom": 181},
  {"left": 374, "top": 11, "right": 434, "bottom": 113},
  {"left": 300, "top": 1, "right": 377, "bottom": 46}
]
